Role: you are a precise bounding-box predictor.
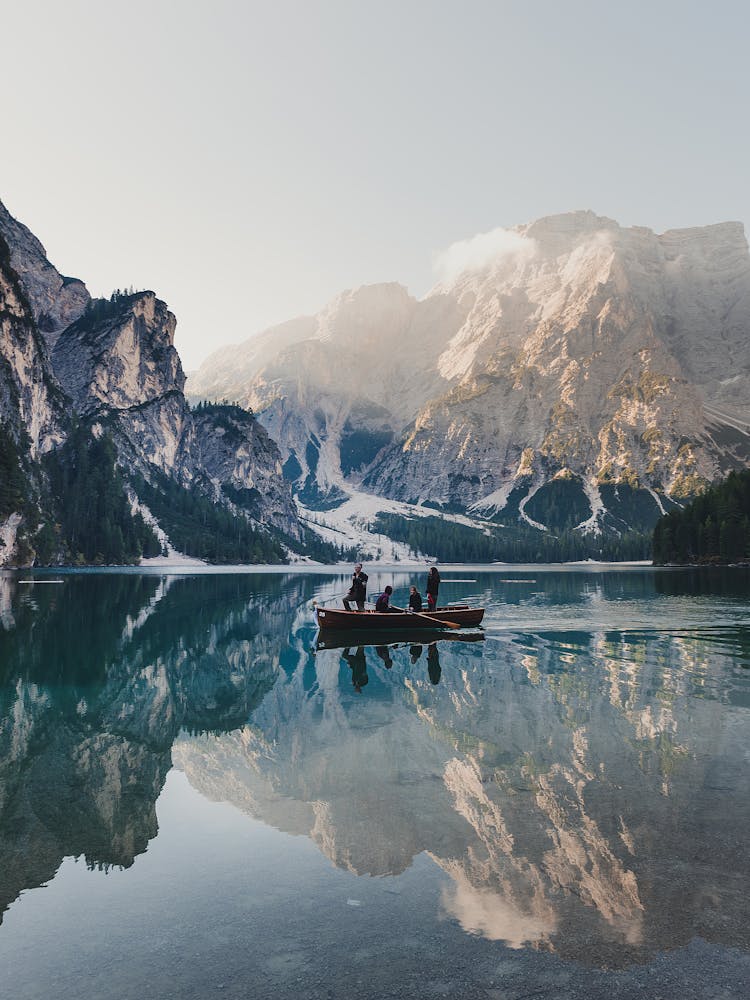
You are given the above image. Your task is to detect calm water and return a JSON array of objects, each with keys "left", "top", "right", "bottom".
[{"left": 1, "top": 565, "right": 749, "bottom": 999}]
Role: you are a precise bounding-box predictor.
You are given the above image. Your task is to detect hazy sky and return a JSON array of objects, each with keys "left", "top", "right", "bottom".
[{"left": 4, "top": 0, "right": 750, "bottom": 369}]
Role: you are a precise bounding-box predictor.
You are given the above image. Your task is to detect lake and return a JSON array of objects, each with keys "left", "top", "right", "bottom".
[{"left": 1, "top": 565, "right": 749, "bottom": 999}]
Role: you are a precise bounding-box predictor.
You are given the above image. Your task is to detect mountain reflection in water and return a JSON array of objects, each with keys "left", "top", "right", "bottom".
[
  {"left": 1, "top": 568, "right": 749, "bottom": 972},
  {"left": 0, "top": 572, "right": 314, "bottom": 924}
]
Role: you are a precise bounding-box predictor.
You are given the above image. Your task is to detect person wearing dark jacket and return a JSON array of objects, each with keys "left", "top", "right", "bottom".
[
  {"left": 375, "top": 585, "right": 393, "bottom": 612},
  {"left": 408, "top": 586, "right": 423, "bottom": 612},
  {"left": 426, "top": 566, "right": 441, "bottom": 611},
  {"left": 343, "top": 563, "right": 368, "bottom": 611}
]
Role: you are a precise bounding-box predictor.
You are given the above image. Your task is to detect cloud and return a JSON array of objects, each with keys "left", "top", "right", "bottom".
[{"left": 433, "top": 226, "right": 536, "bottom": 282}]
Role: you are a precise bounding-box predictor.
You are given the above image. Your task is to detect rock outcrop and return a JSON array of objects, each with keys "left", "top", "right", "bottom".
[
  {"left": 0, "top": 234, "right": 66, "bottom": 456},
  {"left": 52, "top": 291, "right": 182, "bottom": 418},
  {"left": 0, "top": 200, "right": 89, "bottom": 347},
  {"left": 186, "top": 405, "right": 295, "bottom": 535},
  {"left": 51, "top": 290, "right": 298, "bottom": 537},
  {"left": 0, "top": 230, "right": 70, "bottom": 564}
]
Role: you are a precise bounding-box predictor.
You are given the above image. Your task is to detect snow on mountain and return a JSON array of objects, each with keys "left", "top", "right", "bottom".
[{"left": 188, "top": 211, "right": 750, "bottom": 540}]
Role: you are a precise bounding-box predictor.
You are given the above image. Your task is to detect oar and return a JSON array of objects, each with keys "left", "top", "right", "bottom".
[{"left": 389, "top": 604, "right": 461, "bottom": 629}]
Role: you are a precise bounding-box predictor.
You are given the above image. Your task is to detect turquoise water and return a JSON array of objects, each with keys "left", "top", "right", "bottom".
[{"left": 1, "top": 566, "right": 749, "bottom": 999}]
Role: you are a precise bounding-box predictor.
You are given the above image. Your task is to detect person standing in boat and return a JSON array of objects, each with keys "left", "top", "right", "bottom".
[
  {"left": 375, "top": 585, "right": 393, "bottom": 612},
  {"left": 343, "top": 563, "right": 368, "bottom": 612},
  {"left": 408, "top": 586, "right": 423, "bottom": 612},
  {"left": 426, "top": 566, "right": 441, "bottom": 611}
]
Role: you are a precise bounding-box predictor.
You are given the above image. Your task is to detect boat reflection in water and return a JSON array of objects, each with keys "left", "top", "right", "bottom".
[{"left": 320, "top": 631, "right": 484, "bottom": 691}]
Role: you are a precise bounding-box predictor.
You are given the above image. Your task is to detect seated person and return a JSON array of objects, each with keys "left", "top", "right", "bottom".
[
  {"left": 408, "top": 586, "right": 423, "bottom": 612},
  {"left": 375, "top": 585, "right": 393, "bottom": 612}
]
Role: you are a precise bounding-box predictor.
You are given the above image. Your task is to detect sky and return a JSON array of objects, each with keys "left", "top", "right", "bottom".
[{"left": 4, "top": 0, "right": 750, "bottom": 369}]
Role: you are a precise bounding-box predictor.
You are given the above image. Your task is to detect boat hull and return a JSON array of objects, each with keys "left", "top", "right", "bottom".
[{"left": 315, "top": 605, "right": 485, "bottom": 631}]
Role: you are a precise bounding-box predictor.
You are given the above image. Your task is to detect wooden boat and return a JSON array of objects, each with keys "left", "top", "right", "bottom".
[
  {"left": 316, "top": 629, "right": 485, "bottom": 651},
  {"left": 315, "top": 604, "right": 485, "bottom": 631}
]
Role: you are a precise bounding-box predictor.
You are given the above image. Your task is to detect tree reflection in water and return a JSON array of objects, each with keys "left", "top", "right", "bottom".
[{"left": 0, "top": 571, "right": 315, "bottom": 924}]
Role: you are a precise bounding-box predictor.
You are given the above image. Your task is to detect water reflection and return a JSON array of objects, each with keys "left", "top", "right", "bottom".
[
  {"left": 0, "top": 572, "right": 315, "bottom": 923},
  {"left": 338, "top": 640, "right": 447, "bottom": 691},
  {"left": 177, "top": 619, "right": 750, "bottom": 965},
  {"left": 0, "top": 569, "right": 749, "bottom": 970},
  {"left": 342, "top": 646, "right": 369, "bottom": 690}
]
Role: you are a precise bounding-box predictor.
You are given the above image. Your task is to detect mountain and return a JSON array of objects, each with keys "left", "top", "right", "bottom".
[
  {"left": 0, "top": 199, "right": 301, "bottom": 566},
  {"left": 188, "top": 211, "right": 750, "bottom": 551},
  {"left": 50, "top": 289, "right": 298, "bottom": 538}
]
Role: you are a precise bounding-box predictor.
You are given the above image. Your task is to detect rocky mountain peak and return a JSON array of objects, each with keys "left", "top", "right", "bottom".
[
  {"left": 52, "top": 290, "right": 183, "bottom": 417},
  {"left": 520, "top": 209, "right": 619, "bottom": 253},
  {"left": 0, "top": 199, "right": 89, "bottom": 347},
  {"left": 315, "top": 282, "right": 415, "bottom": 345},
  {"left": 658, "top": 219, "right": 747, "bottom": 254}
]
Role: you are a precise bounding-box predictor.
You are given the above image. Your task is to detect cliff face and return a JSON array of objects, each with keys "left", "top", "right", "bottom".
[
  {"left": 368, "top": 214, "right": 750, "bottom": 515},
  {"left": 0, "top": 199, "right": 300, "bottom": 565},
  {"left": 190, "top": 283, "right": 461, "bottom": 508},
  {"left": 189, "top": 211, "right": 750, "bottom": 535},
  {"left": 186, "top": 406, "right": 296, "bottom": 535},
  {"left": 0, "top": 236, "right": 66, "bottom": 456},
  {"left": 52, "top": 290, "right": 193, "bottom": 484},
  {"left": 51, "top": 291, "right": 298, "bottom": 537},
  {"left": 0, "top": 232, "right": 70, "bottom": 564},
  {"left": 53, "top": 292, "right": 183, "bottom": 417},
  {"left": 0, "top": 201, "right": 89, "bottom": 347}
]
